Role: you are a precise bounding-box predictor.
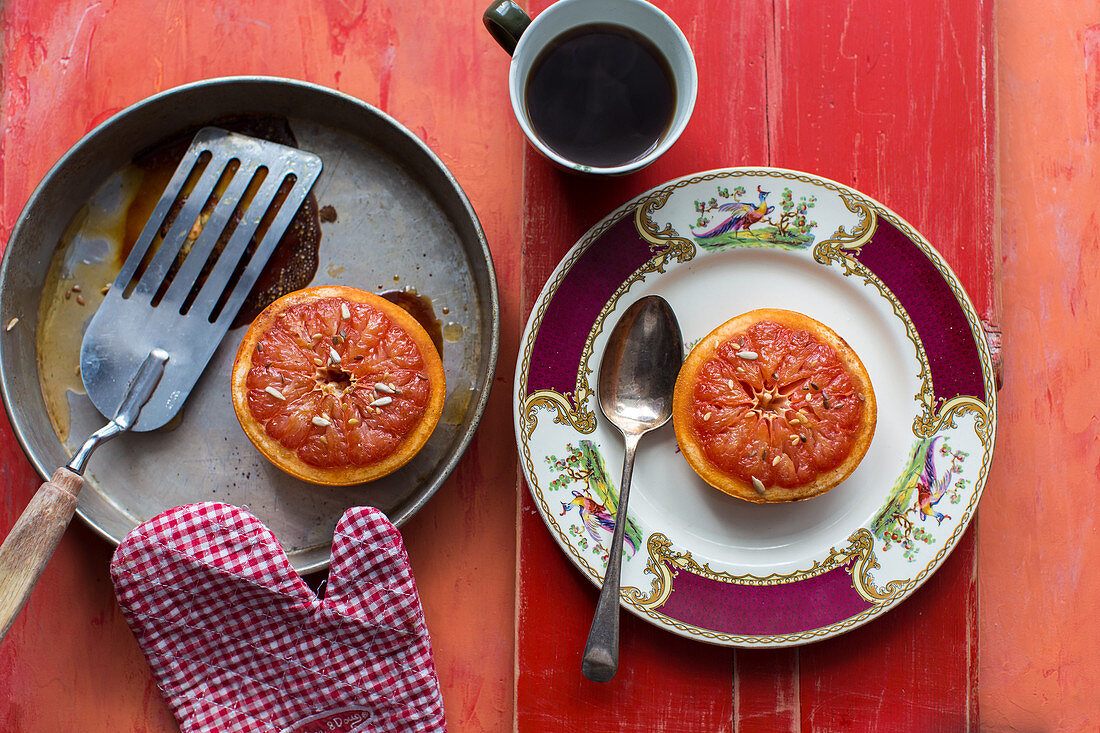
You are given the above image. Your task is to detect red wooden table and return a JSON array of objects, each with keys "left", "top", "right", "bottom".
[{"left": 4, "top": 0, "right": 1095, "bottom": 730}]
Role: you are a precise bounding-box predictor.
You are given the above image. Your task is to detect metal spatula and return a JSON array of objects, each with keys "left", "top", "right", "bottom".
[{"left": 0, "top": 127, "right": 322, "bottom": 640}]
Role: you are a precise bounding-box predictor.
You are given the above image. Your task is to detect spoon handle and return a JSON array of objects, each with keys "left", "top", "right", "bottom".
[{"left": 581, "top": 431, "right": 641, "bottom": 682}]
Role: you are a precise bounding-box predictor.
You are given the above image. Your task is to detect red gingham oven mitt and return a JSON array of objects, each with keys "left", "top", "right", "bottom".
[{"left": 110, "top": 502, "right": 446, "bottom": 732}]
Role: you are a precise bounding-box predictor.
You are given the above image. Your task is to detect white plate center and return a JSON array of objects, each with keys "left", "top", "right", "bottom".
[{"left": 592, "top": 247, "right": 923, "bottom": 572}]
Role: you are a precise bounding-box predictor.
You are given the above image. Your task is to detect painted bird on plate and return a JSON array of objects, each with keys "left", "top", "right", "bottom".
[
  {"left": 913, "top": 436, "right": 953, "bottom": 525},
  {"left": 692, "top": 185, "right": 775, "bottom": 239},
  {"left": 560, "top": 490, "right": 638, "bottom": 555},
  {"left": 558, "top": 440, "right": 643, "bottom": 555}
]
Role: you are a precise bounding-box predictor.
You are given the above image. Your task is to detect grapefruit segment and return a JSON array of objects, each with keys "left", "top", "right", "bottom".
[
  {"left": 673, "top": 309, "right": 876, "bottom": 502},
  {"left": 231, "top": 285, "right": 446, "bottom": 486}
]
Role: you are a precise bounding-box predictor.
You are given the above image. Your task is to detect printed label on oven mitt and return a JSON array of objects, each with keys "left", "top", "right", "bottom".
[{"left": 110, "top": 503, "right": 446, "bottom": 732}]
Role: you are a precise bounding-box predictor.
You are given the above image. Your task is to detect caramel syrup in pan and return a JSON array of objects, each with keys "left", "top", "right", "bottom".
[{"left": 379, "top": 288, "right": 444, "bottom": 357}]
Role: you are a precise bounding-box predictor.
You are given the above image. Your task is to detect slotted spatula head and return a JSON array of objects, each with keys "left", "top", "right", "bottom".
[{"left": 79, "top": 127, "right": 322, "bottom": 431}]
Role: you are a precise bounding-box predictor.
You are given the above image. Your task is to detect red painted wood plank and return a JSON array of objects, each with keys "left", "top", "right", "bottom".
[
  {"left": 980, "top": 7, "right": 1100, "bottom": 730},
  {"left": 766, "top": 0, "right": 993, "bottom": 729},
  {"left": 515, "top": 1, "right": 767, "bottom": 729},
  {"left": 768, "top": 0, "right": 997, "bottom": 319},
  {"left": 734, "top": 649, "right": 800, "bottom": 732}
]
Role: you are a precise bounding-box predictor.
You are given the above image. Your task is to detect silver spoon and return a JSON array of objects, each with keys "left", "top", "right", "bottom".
[{"left": 581, "top": 295, "right": 682, "bottom": 682}]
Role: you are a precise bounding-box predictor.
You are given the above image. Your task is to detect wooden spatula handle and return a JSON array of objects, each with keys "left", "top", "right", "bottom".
[{"left": 0, "top": 467, "right": 83, "bottom": 641}]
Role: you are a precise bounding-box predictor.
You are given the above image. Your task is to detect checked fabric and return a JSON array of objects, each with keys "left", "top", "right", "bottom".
[{"left": 110, "top": 502, "right": 446, "bottom": 732}]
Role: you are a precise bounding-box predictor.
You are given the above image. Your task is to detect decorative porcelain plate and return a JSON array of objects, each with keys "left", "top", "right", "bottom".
[{"left": 514, "top": 168, "right": 997, "bottom": 647}]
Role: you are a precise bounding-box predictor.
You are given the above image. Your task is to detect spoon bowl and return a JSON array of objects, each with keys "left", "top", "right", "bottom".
[
  {"left": 581, "top": 295, "right": 682, "bottom": 682},
  {"left": 597, "top": 298, "right": 682, "bottom": 436}
]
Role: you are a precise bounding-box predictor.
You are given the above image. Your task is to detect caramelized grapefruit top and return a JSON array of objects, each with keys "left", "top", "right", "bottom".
[
  {"left": 231, "top": 285, "right": 445, "bottom": 486},
  {"left": 672, "top": 309, "right": 876, "bottom": 503}
]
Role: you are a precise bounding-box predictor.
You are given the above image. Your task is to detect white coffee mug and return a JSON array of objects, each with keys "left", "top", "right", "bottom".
[{"left": 484, "top": 0, "right": 697, "bottom": 175}]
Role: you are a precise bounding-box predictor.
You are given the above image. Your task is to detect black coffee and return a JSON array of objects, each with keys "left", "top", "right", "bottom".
[{"left": 524, "top": 23, "right": 676, "bottom": 168}]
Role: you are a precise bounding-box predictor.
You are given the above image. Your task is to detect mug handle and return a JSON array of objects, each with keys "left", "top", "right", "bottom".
[{"left": 483, "top": 1, "right": 531, "bottom": 56}]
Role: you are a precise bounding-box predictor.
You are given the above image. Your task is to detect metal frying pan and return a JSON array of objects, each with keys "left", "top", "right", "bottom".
[{"left": 0, "top": 77, "right": 500, "bottom": 573}]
